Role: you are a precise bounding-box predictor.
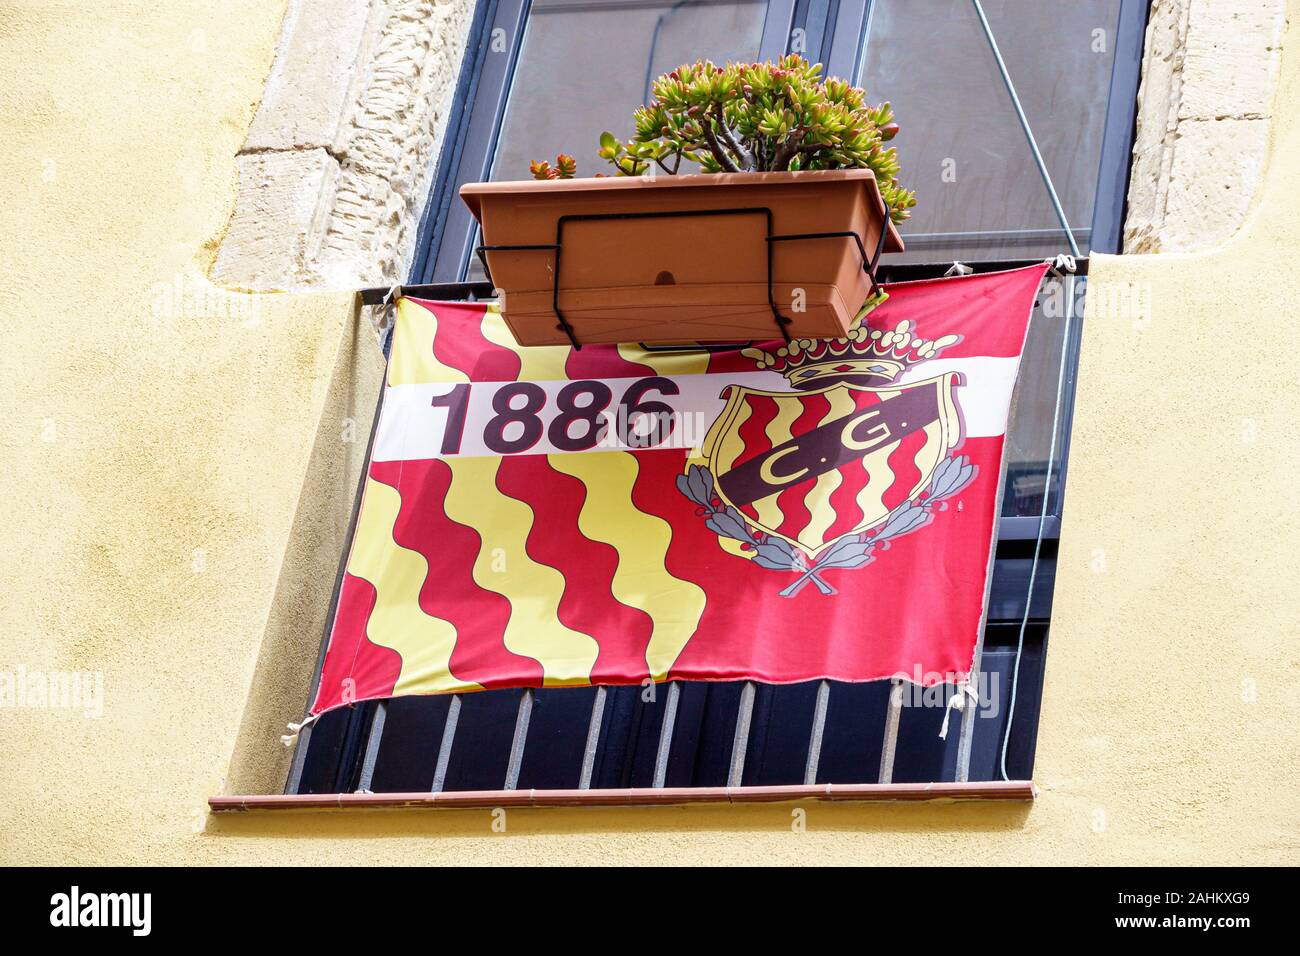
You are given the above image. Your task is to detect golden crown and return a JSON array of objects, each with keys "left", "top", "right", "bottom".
[{"left": 743, "top": 320, "right": 961, "bottom": 390}]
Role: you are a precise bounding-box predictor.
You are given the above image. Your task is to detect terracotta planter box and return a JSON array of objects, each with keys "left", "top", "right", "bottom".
[{"left": 460, "top": 169, "right": 904, "bottom": 347}]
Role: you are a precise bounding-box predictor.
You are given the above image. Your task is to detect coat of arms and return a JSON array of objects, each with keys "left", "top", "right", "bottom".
[{"left": 678, "top": 318, "right": 977, "bottom": 597}]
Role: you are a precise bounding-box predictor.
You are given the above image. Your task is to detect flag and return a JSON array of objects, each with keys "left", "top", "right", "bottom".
[{"left": 311, "top": 264, "right": 1048, "bottom": 714}]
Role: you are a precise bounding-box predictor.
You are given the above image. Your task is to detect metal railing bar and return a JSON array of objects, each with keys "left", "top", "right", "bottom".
[
  {"left": 957, "top": 453, "right": 1010, "bottom": 781},
  {"left": 504, "top": 689, "right": 534, "bottom": 790},
  {"left": 356, "top": 700, "right": 388, "bottom": 793},
  {"left": 430, "top": 694, "right": 461, "bottom": 794},
  {"left": 954, "top": 682, "right": 977, "bottom": 782},
  {"left": 360, "top": 258, "right": 1090, "bottom": 306},
  {"left": 359, "top": 281, "right": 494, "bottom": 305},
  {"left": 900, "top": 226, "right": 1090, "bottom": 243},
  {"left": 578, "top": 686, "right": 607, "bottom": 790},
  {"left": 651, "top": 681, "right": 680, "bottom": 788},
  {"left": 956, "top": 647, "right": 982, "bottom": 780},
  {"left": 285, "top": 719, "right": 314, "bottom": 795},
  {"left": 728, "top": 681, "right": 757, "bottom": 787},
  {"left": 878, "top": 679, "right": 903, "bottom": 784},
  {"left": 803, "top": 680, "right": 831, "bottom": 785},
  {"left": 971, "top": 0, "right": 1082, "bottom": 259}
]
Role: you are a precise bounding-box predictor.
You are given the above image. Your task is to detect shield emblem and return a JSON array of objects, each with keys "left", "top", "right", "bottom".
[{"left": 701, "top": 373, "right": 962, "bottom": 555}]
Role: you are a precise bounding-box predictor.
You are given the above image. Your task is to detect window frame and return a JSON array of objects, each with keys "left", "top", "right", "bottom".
[
  {"left": 291, "top": 0, "right": 1153, "bottom": 798},
  {"left": 411, "top": 0, "right": 800, "bottom": 286}
]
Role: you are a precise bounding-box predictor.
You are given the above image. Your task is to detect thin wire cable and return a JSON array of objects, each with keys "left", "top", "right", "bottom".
[
  {"left": 1000, "top": 270, "right": 1075, "bottom": 780},
  {"left": 971, "top": 0, "right": 1081, "bottom": 258},
  {"left": 643, "top": 1, "right": 696, "bottom": 102}
]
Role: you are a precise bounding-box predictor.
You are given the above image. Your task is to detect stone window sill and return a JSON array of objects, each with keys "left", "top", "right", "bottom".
[{"left": 209, "top": 780, "right": 1034, "bottom": 812}]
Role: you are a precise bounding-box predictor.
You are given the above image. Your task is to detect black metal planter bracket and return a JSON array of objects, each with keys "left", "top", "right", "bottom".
[{"left": 474, "top": 202, "right": 890, "bottom": 351}]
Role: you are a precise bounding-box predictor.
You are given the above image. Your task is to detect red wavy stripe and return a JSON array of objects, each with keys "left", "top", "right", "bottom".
[
  {"left": 566, "top": 344, "right": 652, "bottom": 380},
  {"left": 733, "top": 393, "right": 778, "bottom": 468},
  {"left": 369, "top": 458, "right": 543, "bottom": 690},
  {"left": 824, "top": 459, "right": 870, "bottom": 543},
  {"left": 311, "top": 572, "right": 399, "bottom": 714},
  {"left": 882, "top": 426, "right": 927, "bottom": 513},
  {"left": 704, "top": 339, "right": 783, "bottom": 375},
  {"left": 627, "top": 446, "right": 720, "bottom": 626},
  {"left": 773, "top": 392, "right": 829, "bottom": 541},
  {"left": 822, "top": 389, "right": 883, "bottom": 541},
  {"left": 493, "top": 454, "right": 653, "bottom": 683},
  {"left": 852, "top": 389, "right": 884, "bottom": 412},
  {"left": 407, "top": 298, "right": 522, "bottom": 382}
]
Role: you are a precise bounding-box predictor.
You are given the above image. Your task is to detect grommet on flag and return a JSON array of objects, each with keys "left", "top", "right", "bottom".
[{"left": 939, "top": 683, "right": 980, "bottom": 739}]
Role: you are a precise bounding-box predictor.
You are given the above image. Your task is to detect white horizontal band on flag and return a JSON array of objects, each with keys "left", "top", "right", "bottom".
[{"left": 371, "top": 357, "right": 1020, "bottom": 463}]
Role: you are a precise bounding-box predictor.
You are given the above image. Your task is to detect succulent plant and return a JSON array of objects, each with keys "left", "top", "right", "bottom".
[
  {"left": 529, "top": 55, "right": 915, "bottom": 223},
  {"left": 528, "top": 153, "right": 577, "bottom": 180}
]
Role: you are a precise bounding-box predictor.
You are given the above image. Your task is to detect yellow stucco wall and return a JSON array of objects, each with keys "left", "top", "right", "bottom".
[{"left": 0, "top": 0, "right": 1296, "bottom": 864}]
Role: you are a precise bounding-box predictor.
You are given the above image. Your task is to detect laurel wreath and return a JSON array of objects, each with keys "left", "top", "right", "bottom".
[{"left": 677, "top": 455, "right": 977, "bottom": 598}]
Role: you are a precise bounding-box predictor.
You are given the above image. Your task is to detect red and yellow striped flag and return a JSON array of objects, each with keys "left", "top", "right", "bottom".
[{"left": 311, "top": 264, "right": 1047, "bottom": 714}]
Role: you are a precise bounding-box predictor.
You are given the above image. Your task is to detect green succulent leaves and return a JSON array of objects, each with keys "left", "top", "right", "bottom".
[
  {"left": 528, "top": 153, "right": 577, "bottom": 180},
  {"left": 528, "top": 55, "right": 916, "bottom": 222}
]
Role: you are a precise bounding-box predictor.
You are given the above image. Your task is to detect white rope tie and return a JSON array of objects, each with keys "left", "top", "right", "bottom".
[
  {"left": 1047, "top": 254, "right": 1077, "bottom": 277},
  {"left": 280, "top": 712, "right": 322, "bottom": 749},
  {"left": 378, "top": 284, "right": 402, "bottom": 331},
  {"left": 939, "top": 683, "right": 980, "bottom": 740}
]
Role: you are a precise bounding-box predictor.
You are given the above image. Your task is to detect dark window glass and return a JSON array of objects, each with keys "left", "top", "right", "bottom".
[
  {"left": 857, "top": 0, "right": 1122, "bottom": 262},
  {"left": 494, "top": 0, "right": 769, "bottom": 180},
  {"left": 1000, "top": 275, "right": 1083, "bottom": 518},
  {"left": 465, "top": 0, "right": 775, "bottom": 281},
  {"left": 302, "top": 623, "right": 1050, "bottom": 792}
]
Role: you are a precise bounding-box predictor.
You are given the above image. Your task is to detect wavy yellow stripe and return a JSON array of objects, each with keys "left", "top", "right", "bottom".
[
  {"left": 708, "top": 393, "right": 752, "bottom": 475},
  {"left": 798, "top": 470, "right": 843, "bottom": 553},
  {"left": 854, "top": 443, "right": 897, "bottom": 532},
  {"left": 347, "top": 478, "right": 478, "bottom": 695},
  {"left": 441, "top": 456, "right": 599, "bottom": 685},
  {"left": 701, "top": 392, "right": 758, "bottom": 561},
  {"left": 856, "top": 384, "right": 949, "bottom": 529},
  {"left": 480, "top": 302, "right": 572, "bottom": 382},
  {"left": 548, "top": 451, "right": 707, "bottom": 682},
  {"left": 749, "top": 395, "right": 805, "bottom": 536},
  {"left": 853, "top": 388, "right": 902, "bottom": 531},
  {"left": 822, "top": 386, "right": 861, "bottom": 427},
  {"left": 389, "top": 298, "right": 470, "bottom": 386},
  {"left": 799, "top": 388, "right": 858, "bottom": 550},
  {"left": 915, "top": 418, "right": 947, "bottom": 494}
]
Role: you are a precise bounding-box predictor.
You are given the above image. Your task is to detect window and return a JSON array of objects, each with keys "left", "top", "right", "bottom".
[
  {"left": 415, "top": 0, "right": 797, "bottom": 285},
  {"left": 295, "top": 0, "right": 1150, "bottom": 796}
]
